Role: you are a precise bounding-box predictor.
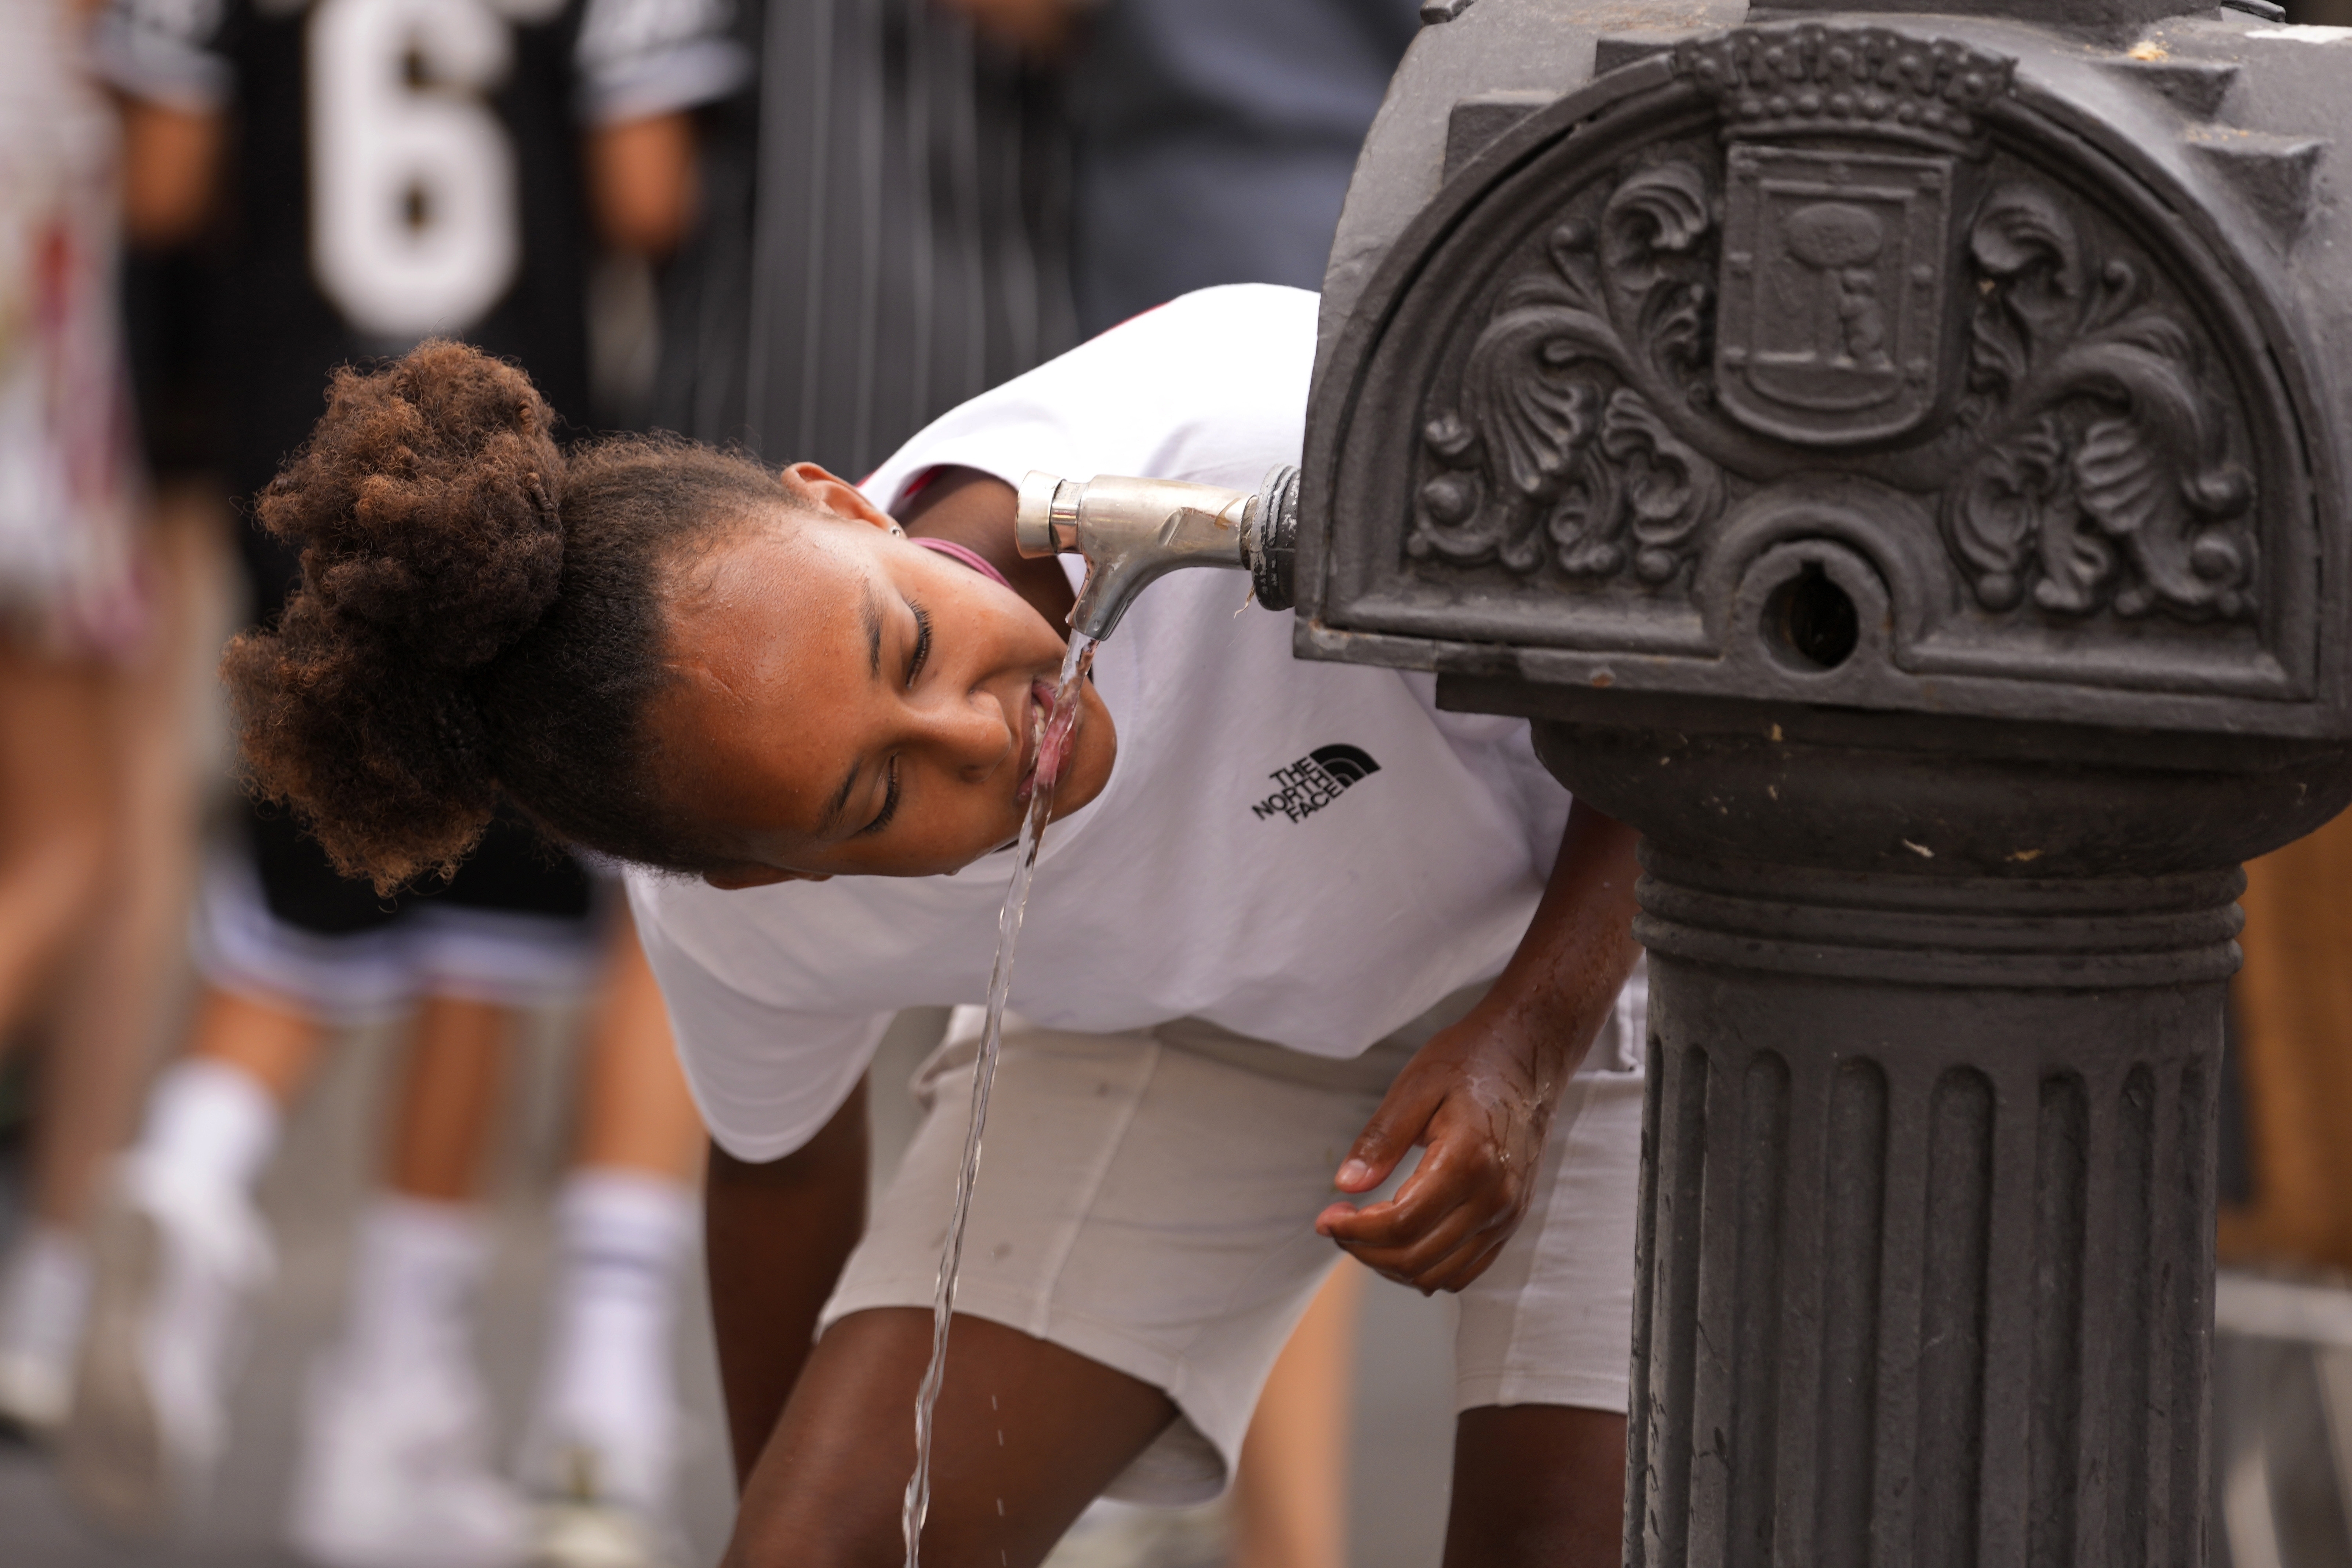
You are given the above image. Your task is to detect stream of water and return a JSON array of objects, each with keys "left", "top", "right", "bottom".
[{"left": 900, "top": 631, "right": 1101, "bottom": 1568}]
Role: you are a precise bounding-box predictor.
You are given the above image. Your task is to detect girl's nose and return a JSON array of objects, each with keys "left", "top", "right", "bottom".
[{"left": 921, "top": 684, "right": 1016, "bottom": 776}]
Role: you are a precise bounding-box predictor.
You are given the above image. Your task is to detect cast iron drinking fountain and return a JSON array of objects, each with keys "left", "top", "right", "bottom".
[
  {"left": 1021, "top": 0, "right": 2352, "bottom": 1560},
  {"left": 1315, "top": 0, "right": 2352, "bottom": 1560}
]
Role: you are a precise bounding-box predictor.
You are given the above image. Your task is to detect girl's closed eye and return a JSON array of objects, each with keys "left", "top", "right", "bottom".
[
  {"left": 856, "top": 604, "right": 931, "bottom": 841},
  {"left": 861, "top": 756, "right": 902, "bottom": 837},
  {"left": 906, "top": 603, "right": 933, "bottom": 687}
]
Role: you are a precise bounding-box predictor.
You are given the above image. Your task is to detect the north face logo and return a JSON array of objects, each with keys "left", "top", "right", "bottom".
[{"left": 1251, "top": 745, "right": 1381, "bottom": 823}]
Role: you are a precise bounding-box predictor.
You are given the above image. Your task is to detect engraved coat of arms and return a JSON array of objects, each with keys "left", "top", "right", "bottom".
[
  {"left": 1697, "top": 29, "right": 2000, "bottom": 447},
  {"left": 1716, "top": 145, "right": 1958, "bottom": 447}
]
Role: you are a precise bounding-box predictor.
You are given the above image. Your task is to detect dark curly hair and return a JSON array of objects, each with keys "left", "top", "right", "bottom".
[{"left": 225, "top": 340, "right": 797, "bottom": 891}]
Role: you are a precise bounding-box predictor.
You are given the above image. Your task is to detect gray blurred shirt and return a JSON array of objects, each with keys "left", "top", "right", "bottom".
[{"left": 1069, "top": 0, "right": 1422, "bottom": 334}]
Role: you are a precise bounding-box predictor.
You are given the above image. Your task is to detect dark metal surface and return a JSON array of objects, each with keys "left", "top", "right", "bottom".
[
  {"left": 1299, "top": 1, "right": 2352, "bottom": 1561},
  {"left": 1248, "top": 464, "right": 1303, "bottom": 612},
  {"left": 1761, "top": 0, "right": 2211, "bottom": 30}
]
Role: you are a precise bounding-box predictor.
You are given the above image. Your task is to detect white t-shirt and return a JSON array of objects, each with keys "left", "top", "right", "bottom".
[{"left": 630, "top": 284, "right": 1574, "bottom": 1161}]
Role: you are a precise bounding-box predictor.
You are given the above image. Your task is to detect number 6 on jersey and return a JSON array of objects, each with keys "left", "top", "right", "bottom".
[{"left": 308, "top": 0, "right": 520, "bottom": 338}]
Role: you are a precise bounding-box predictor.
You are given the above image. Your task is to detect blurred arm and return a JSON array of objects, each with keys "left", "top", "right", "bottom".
[
  {"left": 703, "top": 1077, "right": 870, "bottom": 1487},
  {"left": 585, "top": 111, "right": 698, "bottom": 258},
  {"left": 931, "top": 0, "right": 1089, "bottom": 57},
  {"left": 119, "top": 97, "right": 222, "bottom": 247}
]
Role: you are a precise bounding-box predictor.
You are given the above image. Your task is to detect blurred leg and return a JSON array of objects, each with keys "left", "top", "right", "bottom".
[
  {"left": 1442, "top": 1405, "right": 1627, "bottom": 1568},
  {"left": 64, "top": 985, "right": 324, "bottom": 1527},
  {"left": 523, "top": 912, "right": 706, "bottom": 1552},
  {"left": 28, "top": 487, "right": 228, "bottom": 1230},
  {"left": 569, "top": 908, "right": 704, "bottom": 1182},
  {"left": 1230, "top": 1261, "right": 1364, "bottom": 1568},
  {"left": 384, "top": 995, "right": 514, "bottom": 1203},
  {"left": 183, "top": 983, "right": 326, "bottom": 1103},
  {"left": 288, "top": 995, "right": 532, "bottom": 1568},
  {"left": 0, "top": 650, "right": 117, "bottom": 1039},
  {"left": 0, "top": 497, "right": 224, "bottom": 1437}
]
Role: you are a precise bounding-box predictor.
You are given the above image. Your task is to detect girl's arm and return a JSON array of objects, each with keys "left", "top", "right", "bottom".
[
  {"left": 704, "top": 1077, "right": 871, "bottom": 1485},
  {"left": 1316, "top": 800, "right": 1643, "bottom": 1292}
]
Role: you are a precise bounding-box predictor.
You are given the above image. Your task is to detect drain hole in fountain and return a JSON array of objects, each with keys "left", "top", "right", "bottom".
[{"left": 1764, "top": 564, "right": 1858, "bottom": 672}]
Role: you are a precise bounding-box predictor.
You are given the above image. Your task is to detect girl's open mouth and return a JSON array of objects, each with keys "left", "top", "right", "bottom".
[{"left": 1015, "top": 677, "right": 1071, "bottom": 805}]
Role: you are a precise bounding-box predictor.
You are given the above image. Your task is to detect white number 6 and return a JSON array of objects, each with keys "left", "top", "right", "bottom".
[{"left": 309, "top": 0, "right": 519, "bottom": 338}]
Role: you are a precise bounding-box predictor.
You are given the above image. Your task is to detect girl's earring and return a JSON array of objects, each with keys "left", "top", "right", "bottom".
[{"left": 888, "top": 523, "right": 906, "bottom": 538}]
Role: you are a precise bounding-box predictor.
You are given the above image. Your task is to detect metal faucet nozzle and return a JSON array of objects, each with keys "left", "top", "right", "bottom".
[{"left": 1014, "top": 465, "right": 1299, "bottom": 641}]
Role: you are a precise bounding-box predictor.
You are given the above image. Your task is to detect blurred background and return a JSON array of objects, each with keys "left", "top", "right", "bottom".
[{"left": 4, "top": 0, "right": 2352, "bottom": 1564}]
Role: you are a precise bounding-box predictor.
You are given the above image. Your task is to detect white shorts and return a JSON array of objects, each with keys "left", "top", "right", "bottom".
[
  {"left": 191, "top": 848, "right": 606, "bottom": 1027},
  {"left": 820, "top": 974, "right": 1647, "bottom": 1505}
]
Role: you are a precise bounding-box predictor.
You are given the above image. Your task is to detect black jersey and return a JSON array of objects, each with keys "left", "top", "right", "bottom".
[
  {"left": 98, "top": 0, "right": 743, "bottom": 932},
  {"left": 97, "top": 0, "right": 747, "bottom": 613}
]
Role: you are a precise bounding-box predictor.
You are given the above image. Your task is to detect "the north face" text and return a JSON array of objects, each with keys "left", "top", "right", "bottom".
[{"left": 1251, "top": 745, "right": 1381, "bottom": 823}]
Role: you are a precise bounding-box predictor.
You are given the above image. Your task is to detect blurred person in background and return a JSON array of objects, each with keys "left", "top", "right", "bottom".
[
  {"left": 62, "top": 0, "right": 744, "bottom": 1561},
  {"left": 0, "top": 0, "right": 221, "bottom": 1459},
  {"left": 649, "top": 0, "right": 1075, "bottom": 477},
  {"left": 946, "top": 0, "right": 1420, "bottom": 334}
]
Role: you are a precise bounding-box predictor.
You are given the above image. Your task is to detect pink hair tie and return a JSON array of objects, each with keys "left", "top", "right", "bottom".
[{"left": 911, "top": 535, "right": 1014, "bottom": 590}]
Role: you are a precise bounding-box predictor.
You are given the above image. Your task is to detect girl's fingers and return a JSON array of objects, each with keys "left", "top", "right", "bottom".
[
  {"left": 1318, "top": 1134, "right": 1488, "bottom": 1245},
  {"left": 1416, "top": 1230, "right": 1517, "bottom": 1295},
  {"left": 1332, "top": 1196, "right": 1497, "bottom": 1285},
  {"left": 1327, "top": 1135, "right": 1536, "bottom": 1291},
  {"left": 1401, "top": 1208, "right": 1524, "bottom": 1295},
  {"left": 1321, "top": 1105, "right": 1534, "bottom": 1240},
  {"left": 1335, "top": 1066, "right": 1449, "bottom": 1193}
]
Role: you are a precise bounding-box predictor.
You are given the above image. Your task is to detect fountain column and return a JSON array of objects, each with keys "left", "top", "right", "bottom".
[{"left": 1292, "top": 0, "right": 2352, "bottom": 1558}]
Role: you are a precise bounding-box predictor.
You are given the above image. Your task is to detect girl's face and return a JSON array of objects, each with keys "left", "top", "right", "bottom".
[{"left": 652, "top": 466, "right": 1116, "bottom": 886}]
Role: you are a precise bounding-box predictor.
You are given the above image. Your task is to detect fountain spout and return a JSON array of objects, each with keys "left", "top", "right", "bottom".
[{"left": 1014, "top": 465, "right": 1299, "bottom": 640}]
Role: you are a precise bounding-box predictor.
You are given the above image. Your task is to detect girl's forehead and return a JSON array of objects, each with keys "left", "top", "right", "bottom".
[{"left": 667, "top": 517, "right": 870, "bottom": 632}]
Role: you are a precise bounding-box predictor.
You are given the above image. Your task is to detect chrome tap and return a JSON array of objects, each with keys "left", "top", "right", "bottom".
[{"left": 1014, "top": 465, "right": 1300, "bottom": 641}]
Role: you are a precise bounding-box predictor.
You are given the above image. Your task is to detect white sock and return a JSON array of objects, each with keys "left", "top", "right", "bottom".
[
  {"left": 529, "top": 1168, "right": 696, "bottom": 1507},
  {"left": 338, "top": 1197, "right": 495, "bottom": 1393},
  {"left": 0, "top": 1224, "right": 92, "bottom": 1367},
  {"left": 138, "top": 1058, "right": 282, "bottom": 1197}
]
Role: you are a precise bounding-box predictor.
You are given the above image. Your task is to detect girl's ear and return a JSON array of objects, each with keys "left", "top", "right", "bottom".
[{"left": 782, "top": 461, "right": 898, "bottom": 533}]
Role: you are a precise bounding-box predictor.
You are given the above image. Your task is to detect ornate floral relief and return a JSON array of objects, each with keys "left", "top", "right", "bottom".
[
  {"left": 1407, "top": 185, "right": 1730, "bottom": 581},
  {"left": 1407, "top": 23, "right": 2260, "bottom": 629},
  {"left": 1942, "top": 185, "right": 2256, "bottom": 621}
]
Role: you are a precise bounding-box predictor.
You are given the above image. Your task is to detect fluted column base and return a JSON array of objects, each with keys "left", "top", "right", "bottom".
[{"left": 1625, "top": 850, "right": 2240, "bottom": 1568}]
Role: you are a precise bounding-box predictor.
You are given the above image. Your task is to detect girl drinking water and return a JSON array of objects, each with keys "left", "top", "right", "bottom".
[{"left": 226, "top": 283, "right": 1648, "bottom": 1568}]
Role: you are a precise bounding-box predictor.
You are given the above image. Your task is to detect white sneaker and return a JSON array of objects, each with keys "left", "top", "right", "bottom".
[
  {"left": 285, "top": 1343, "right": 533, "bottom": 1568},
  {"left": 60, "top": 1156, "right": 274, "bottom": 1531},
  {"left": 0, "top": 1225, "right": 92, "bottom": 1438},
  {"left": 518, "top": 1409, "right": 687, "bottom": 1568},
  {"left": 534, "top": 1494, "right": 684, "bottom": 1568},
  {"left": 0, "top": 1343, "right": 72, "bottom": 1439}
]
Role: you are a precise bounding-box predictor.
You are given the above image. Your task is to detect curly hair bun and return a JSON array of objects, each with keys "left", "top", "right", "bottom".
[
  {"left": 231, "top": 341, "right": 797, "bottom": 891},
  {"left": 230, "top": 341, "right": 571, "bottom": 890},
  {"left": 257, "top": 339, "right": 567, "bottom": 668}
]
